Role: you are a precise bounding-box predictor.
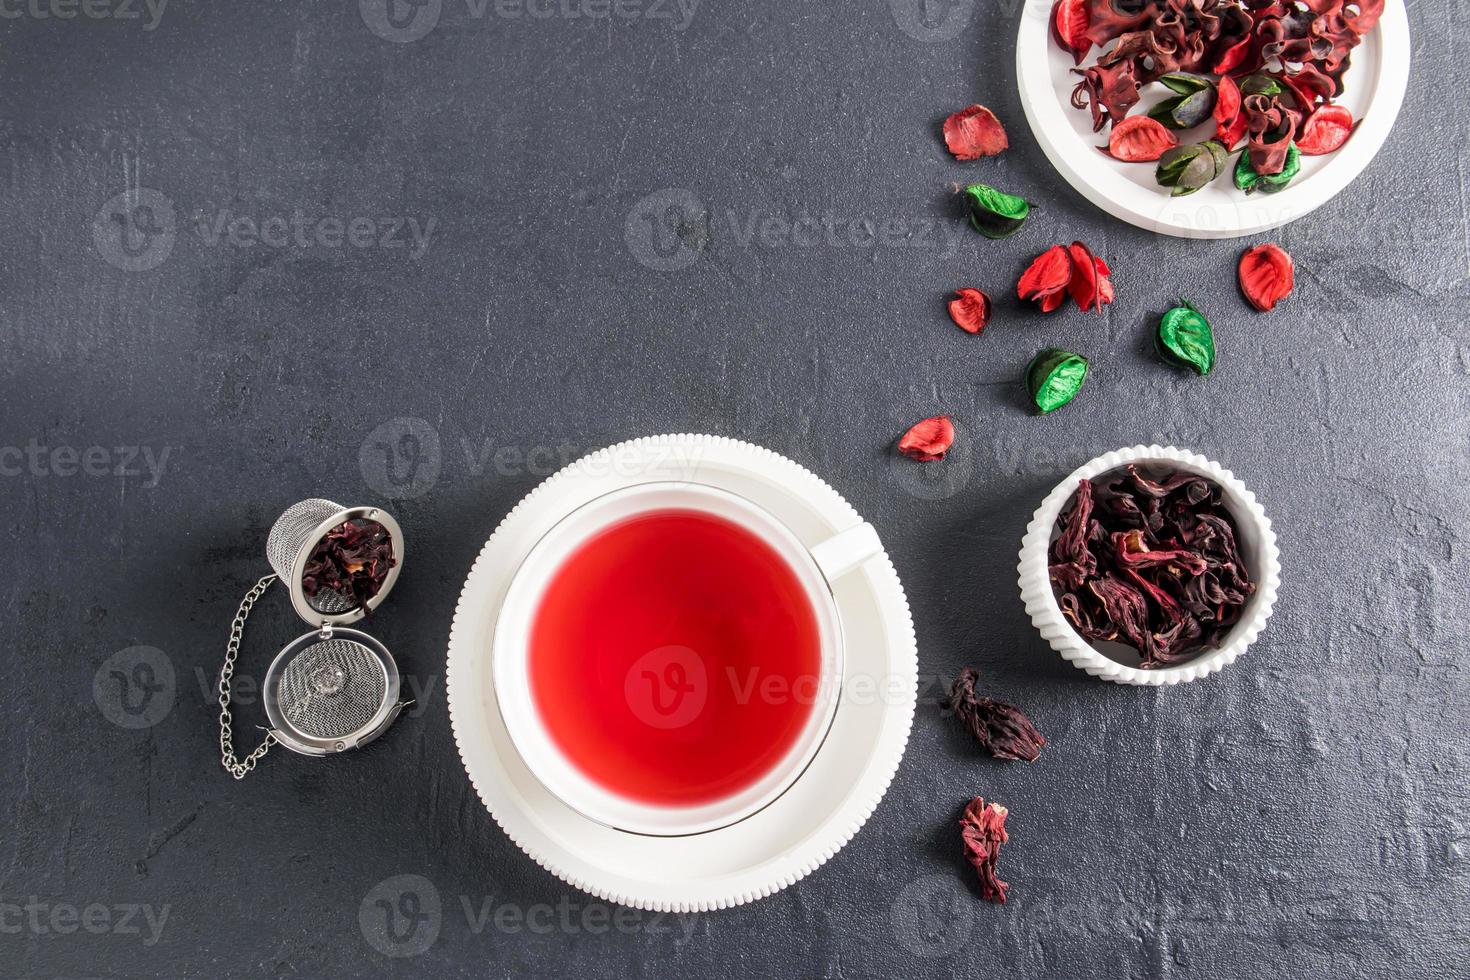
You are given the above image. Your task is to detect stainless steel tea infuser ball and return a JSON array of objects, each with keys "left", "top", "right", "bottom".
[{"left": 217, "top": 499, "right": 407, "bottom": 778}]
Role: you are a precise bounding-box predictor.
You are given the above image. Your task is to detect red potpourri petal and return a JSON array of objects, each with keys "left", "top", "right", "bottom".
[
  {"left": 942, "top": 104, "right": 1009, "bottom": 160},
  {"left": 1065, "top": 242, "right": 1115, "bottom": 314},
  {"left": 947, "top": 287, "right": 992, "bottom": 334},
  {"left": 1092, "top": 256, "right": 1115, "bottom": 308},
  {"left": 1214, "top": 73, "right": 1245, "bottom": 149},
  {"left": 1050, "top": 0, "right": 1091, "bottom": 64},
  {"left": 1296, "top": 104, "right": 1356, "bottom": 155},
  {"left": 1066, "top": 242, "right": 1099, "bottom": 311},
  {"left": 897, "top": 415, "right": 956, "bottom": 462},
  {"left": 1104, "top": 115, "right": 1178, "bottom": 162},
  {"left": 1212, "top": 37, "right": 1251, "bottom": 74},
  {"left": 1017, "top": 245, "right": 1074, "bottom": 306},
  {"left": 1238, "top": 243, "right": 1295, "bottom": 312}
]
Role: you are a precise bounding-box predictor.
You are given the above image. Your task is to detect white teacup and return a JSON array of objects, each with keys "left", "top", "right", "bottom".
[{"left": 493, "top": 481, "right": 883, "bottom": 836}]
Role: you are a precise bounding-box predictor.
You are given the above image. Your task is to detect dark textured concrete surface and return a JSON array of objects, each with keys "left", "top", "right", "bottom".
[{"left": 2, "top": 1, "right": 1466, "bottom": 977}]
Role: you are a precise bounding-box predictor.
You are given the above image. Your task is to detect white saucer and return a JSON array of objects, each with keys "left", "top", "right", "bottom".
[
  {"left": 1015, "top": 0, "right": 1411, "bottom": 239},
  {"left": 445, "top": 435, "right": 918, "bottom": 911}
]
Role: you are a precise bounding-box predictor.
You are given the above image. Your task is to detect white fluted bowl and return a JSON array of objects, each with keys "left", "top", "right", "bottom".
[{"left": 1017, "top": 446, "right": 1280, "bottom": 686}]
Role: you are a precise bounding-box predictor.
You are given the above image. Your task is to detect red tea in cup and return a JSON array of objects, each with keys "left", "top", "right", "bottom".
[{"left": 528, "top": 509, "right": 823, "bottom": 807}]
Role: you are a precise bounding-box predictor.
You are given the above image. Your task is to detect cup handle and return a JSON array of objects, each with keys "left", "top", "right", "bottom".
[{"left": 808, "top": 522, "right": 884, "bottom": 583}]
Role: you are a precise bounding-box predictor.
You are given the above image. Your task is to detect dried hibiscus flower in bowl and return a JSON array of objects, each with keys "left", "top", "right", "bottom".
[{"left": 1017, "top": 446, "right": 1280, "bottom": 685}]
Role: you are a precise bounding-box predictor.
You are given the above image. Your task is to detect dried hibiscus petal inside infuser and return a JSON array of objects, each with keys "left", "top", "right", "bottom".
[{"left": 302, "top": 518, "right": 397, "bottom": 607}]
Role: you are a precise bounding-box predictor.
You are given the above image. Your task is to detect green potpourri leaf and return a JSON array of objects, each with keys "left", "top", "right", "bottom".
[
  {"left": 1157, "top": 140, "right": 1229, "bottom": 196},
  {"left": 1235, "top": 142, "right": 1300, "bottom": 194},
  {"left": 1025, "top": 348, "right": 1089, "bottom": 414},
  {"left": 963, "top": 183, "right": 1033, "bottom": 240},
  {"left": 1148, "top": 83, "right": 1218, "bottom": 130},
  {"left": 1156, "top": 300, "right": 1216, "bottom": 375}
]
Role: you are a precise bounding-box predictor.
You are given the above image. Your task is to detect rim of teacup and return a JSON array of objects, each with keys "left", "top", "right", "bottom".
[{"left": 1016, "top": 445, "right": 1281, "bottom": 686}]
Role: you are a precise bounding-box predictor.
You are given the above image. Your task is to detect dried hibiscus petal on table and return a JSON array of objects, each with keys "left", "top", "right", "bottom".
[
  {"left": 942, "top": 104, "right": 1009, "bottom": 160},
  {"left": 1017, "top": 245, "right": 1074, "bottom": 313},
  {"left": 948, "top": 288, "right": 992, "bottom": 334},
  {"left": 897, "top": 415, "right": 955, "bottom": 461},
  {"left": 942, "top": 668, "right": 1046, "bottom": 762},
  {"left": 1066, "top": 241, "right": 1114, "bottom": 313},
  {"left": 1048, "top": 466, "right": 1256, "bottom": 667},
  {"left": 960, "top": 797, "right": 1010, "bottom": 904},
  {"left": 1017, "top": 243, "right": 1114, "bottom": 314},
  {"left": 1238, "top": 243, "right": 1294, "bottom": 311},
  {"left": 302, "top": 518, "right": 396, "bottom": 607}
]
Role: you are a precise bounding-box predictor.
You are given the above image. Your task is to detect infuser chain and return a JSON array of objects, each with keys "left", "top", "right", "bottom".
[{"left": 218, "top": 573, "right": 280, "bottom": 779}]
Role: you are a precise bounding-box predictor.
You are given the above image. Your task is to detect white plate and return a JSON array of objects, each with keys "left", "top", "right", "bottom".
[
  {"left": 445, "top": 435, "right": 918, "bottom": 911},
  {"left": 1015, "top": 0, "right": 1411, "bottom": 239}
]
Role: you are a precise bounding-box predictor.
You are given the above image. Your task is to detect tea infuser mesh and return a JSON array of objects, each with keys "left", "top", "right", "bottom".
[
  {"left": 267, "top": 498, "right": 356, "bottom": 615},
  {"left": 216, "top": 498, "right": 406, "bottom": 779},
  {"left": 262, "top": 627, "right": 402, "bottom": 756},
  {"left": 276, "top": 637, "right": 388, "bottom": 739}
]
